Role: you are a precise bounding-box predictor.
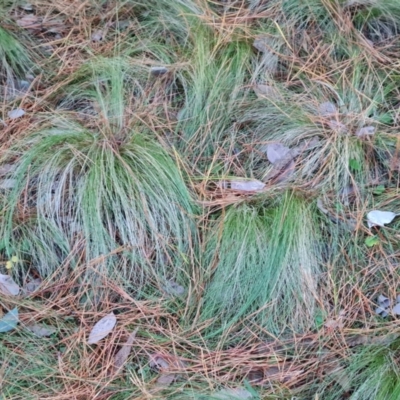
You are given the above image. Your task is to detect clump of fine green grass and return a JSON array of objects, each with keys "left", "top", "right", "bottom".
[
  {"left": 241, "top": 53, "right": 397, "bottom": 195},
  {"left": 0, "top": 25, "right": 33, "bottom": 96},
  {"left": 171, "top": 25, "right": 252, "bottom": 169},
  {"left": 0, "top": 57, "right": 197, "bottom": 293},
  {"left": 316, "top": 336, "right": 400, "bottom": 400},
  {"left": 200, "top": 192, "right": 323, "bottom": 336},
  {"left": 118, "top": 3, "right": 254, "bottom": 172}
]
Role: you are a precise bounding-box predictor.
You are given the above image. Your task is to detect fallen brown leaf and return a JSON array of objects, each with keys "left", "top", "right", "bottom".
[{"left": 112, "top": 328, "right": 138, "bottom": 373}]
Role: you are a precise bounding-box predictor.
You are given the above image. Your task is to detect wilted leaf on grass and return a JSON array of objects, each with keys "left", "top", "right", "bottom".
[
  {"left": 378, "top": 294, "right": 391, "bottom": 308},
  {"left": 150, "top": 66, "right": 168, "bottom": 76},
  {"left": 375, "top": 294, "right": 391, "bottom": 317},
  {"left": 392, "top": 303, "right": 400, "bottom": 315},
  {"left": 91, "top": 29, "right": 104, "bottom": 42},
  {"left": 156, "top": 373, "right": 177, "bottom": 387},
  {"left": 367, "top": 210, "right": 397, "bottom": 228},
  {"left": 324, "top": 319, "right": 343, "bottom": 329},
  {"left": 253, "top": 36, "right": 270, "bottom": 53},
  {"left": 149, "top": 353, "right": 186, "bottom": 387},
  {"left": 324, "top": 311, "right": 345, "bottom": 329},
  {"left": 247, "top": 369, "right": 264, "bottom": 383},
  {"left": 24, "top": 278, "right": 42, "bottom": 294},
  {"left": 253, "top": 84, "right": 280, "bottom": 99},
  {"left": 113, "top": 328, "right": 138, "bottom": 373},
  {"left": 356, "top": 126, "right": 375, "bottom": 137},
  {"left": 263, "top": 158, "right": 296, "bottom": 183},
  {"left": 218, "top": 180, "right": 265, "bottom": 192},
  {"left": 328, "top": 120, "right": 347, "bottom": 133},
  {"left": 318, "top": 101, "right": 337, "bottom": 116},
  {"left": 16, "top": 15, "right": 39, "bottom": 28},
  {"left": 326, "top": 361, "right": 351, "bottom": 391},
  {"left": 112, "top": 20, "right": 131, "bottom": 30},
  {"left": 212, "top": 387, "right": 254, "bottom": 399},
  {"left": 8, "top": 108, "right": 25, "bottom": 119},
  {"left": 87, "top": 312, "right": 117, "bottom": 344},
  {"left": 262, "top": 142, "right": 299, "bottom": 183},
  {"left": 150, "top": 354, "right": 170, "bottom": 370},
  {"left": 265, "top": 143, "right": 291, "bottom": 164},
  {"left": 0, "top": 308, "right": 19, "bottom": 333},
  {"left": 0, "top": 164, "right": 16, "bottom": 176},
  {"left": 231, "top": 180, "right": 265, "bottom": 191},
  {"left": 26, "top": 323, "right": 57, "bottom": 337},
  {"left": 0, "top": 274, "right": 20, "bottom": 296},
  {"left": 163, "top": 280, "right": 185, "bottom": 297}
]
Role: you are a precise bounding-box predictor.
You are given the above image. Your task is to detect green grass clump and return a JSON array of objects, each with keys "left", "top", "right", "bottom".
[
  {"left": 174, "top": 31, "right": 252, "bottom": 169},
  {"left": 201, "top": 192, "right": 323, "bottom": 335},
  {"left": 1, "top": 58, "right": 197, "bottom": 292},
  {"left": 0, "top": 26, "right": 32, "bottom": 84},
  {"left": 318, "top": 337, "right": 400, "bottom": 400},
  {"left": 2, "top": 119, "right": 196, "bottom": 288}
]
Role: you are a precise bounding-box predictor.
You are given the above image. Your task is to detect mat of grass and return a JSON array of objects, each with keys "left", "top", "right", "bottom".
[{"left": 1, "top": 0, "right": 400, "bottom": 398}]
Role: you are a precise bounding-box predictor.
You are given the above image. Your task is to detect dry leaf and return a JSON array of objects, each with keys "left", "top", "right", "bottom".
[
  {"left": 0, "top": 308, "right": 19, "bottom": 333},
  {"left": 8, "top": 108, "right": 25, "bottom": 119},
  {"left": 91, "top": 29, "right": 104, "bottom": 42},
  {"left": 324, "top": 318, "right": 344, "bottom": 329},
  {"left": 213, "top": 387, "right": 254, "bottom": 399},
  {"left": 163, "top": 280, "right": 185, "bottom": 297},
  {"left": 26, "top": 323, "right": 57, "bottom": 337},
  {"left": 375, "top": 294, "right": 391, "bottom": 317},
  {"left": 356, "top": 126, "right": 375, "bottom": 137},
  {"left": 0, "top": 164, "right": 14, "bottom": 177},
  {"left": 253, "top": 36, "right": 271, "bottom": 53},
  {"left": 253, "top": 84, "right": 280, "bottom": 99},
  {"left": 325, "top": 361, "right": 351, "bottom": 391},
  {"left": 113, "top": 328, "right": 138, "bottom": 372},
  {"left": 149, "top": 354, "right": 170, "bottom": 370},
  {"left": 318, "top": 101, "right": 337, "bottom": 116},
  {"left": 263, "top": 158, "right": 296, "bottom": 183},
  {"left": 375, "top": 306, "right": 389, "bottom": 317},
  {"left": 24, "top": 278, "right": 42, "bottom": 294},
  {"left": 327, "top": 120, "right": 347, "bottom": 133},
  {"left": 87, "top": 312, "right": 117, "bottom": 344},
  {"left": 265, "top": 143, "right": 291, "bottom": 164},
  {"left": 339, "top": 185, "right": 355, "bottom": 206},
  {"left": 0, "top": 274, "right": 20, "bottom": 296},
  {"left": 218, "top": 179, "right": 265, "bottom": 192},
  {"left": 392, "top": 303, "right": 400, "bottom": 315},
  {"left": 112, "top": 20, "right": 131, "bottom": 30},
  {"left": 367, "top": 210, "right": 397, "bottom": 228},
  {"left": 231, "top": 180, "right": 265, "bottom": 191},
  {"left": 150, "top": 66, "right": 168, "bottom": 76},
  {"left": 16, "top": 15, "right": 39, "bottom": 28},
  {"left": 149, "top": 353, "right": 186, "bottom": 387},
  {"left": 263, "top": 142, "right": 298, "bottom": 183},
  {"left": 247, "top": 369, "right": 264, "bottom": 383},
  {"left": 156, "top": 373, "right": 177, "bottom": 387},
  {"left": 378, "top": 294, "right": 390, "bottom": 308}
]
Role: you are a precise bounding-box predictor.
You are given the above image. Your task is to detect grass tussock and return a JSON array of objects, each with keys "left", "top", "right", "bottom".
[{"left": 201, "top": 193, "right": 322, "bottom": 335}]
